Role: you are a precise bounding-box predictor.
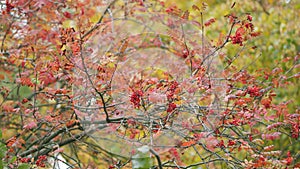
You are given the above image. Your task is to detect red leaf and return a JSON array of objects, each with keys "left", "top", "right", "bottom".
[
  {"left": 16, "top": 77, "right": 34, "bottom": 87},
  {"left": 262, "top": 132, "right": 281, "bottom": 140},
  {"left": 266, "top": 122, "right": 282, "bottom": 130},
  {"left": 204, "top": 18, "right": 216, "bottom": 27},
  {"left": 261, "top": 98, "right": 272, "bottom": 109},
  {"left": 39, "top": 70, "right": 56, "bottom": 86}
]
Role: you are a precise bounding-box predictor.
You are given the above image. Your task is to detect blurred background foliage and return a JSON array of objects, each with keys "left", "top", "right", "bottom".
[{"left": 164, "top": 0, "right": 299, "bottom": 104}]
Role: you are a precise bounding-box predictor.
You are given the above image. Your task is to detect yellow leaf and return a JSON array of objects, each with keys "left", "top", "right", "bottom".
[
  {"left": 90, "top": 14, "right": 100, "bottom": 23},
  {"left": 150, "top": 68, "right": 171, "bottom": 79}
]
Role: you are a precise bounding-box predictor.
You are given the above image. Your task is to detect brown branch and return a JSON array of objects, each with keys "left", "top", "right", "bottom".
[
  {"left": 19, "top": 123, "right": 79, "bottom": 157},
  {"left": 150, "top": 148, "right": 162, "bottom": 169}
]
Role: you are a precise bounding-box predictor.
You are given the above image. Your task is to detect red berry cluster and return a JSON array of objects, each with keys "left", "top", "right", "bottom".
[
  {"left": 245, "top": 22, "right": 254, "bottom": 31},
  {"left": 130, "top": 90, "right": 143, "bottom": 108},
  {"left": 230, "top": 14, "right": 259, "bottom": 46},
  {"left": 182, "top": 49, "right": 189, "bottom": 58},
  {"left": 167, "top": 81, "right": 178, "bottom": 100},
  {"left": 227, "top": 140, "right": 236, "bottom": 146},
  {"left": 247, "top": 14, "right": 252, "bottom": 21},
  {"left": 36, "top": 155, "right": 47, "bottom": 168},
  {"left": 5, "top": 1, "right": 14, "bottom": 13},
  {"left": 247, "top": 86, "right": 261, "bottom": 97},
  {"left": 166, "top": 81, "right": 178, "bottom": 113},
  {"left": 167, "top": 102, "right": 177, "bottom": 113},
  {"left": 231, "top": 29, "right": 244, "bottom": 46},
  {"left": 216, "top": 140, "right": 225, "bottom": 148},
  {"left": 19, "top": 157, "right": 31, "bottom": 163},
  {"left": 285, "top": 151, "right": 293, "bottom": 165}
]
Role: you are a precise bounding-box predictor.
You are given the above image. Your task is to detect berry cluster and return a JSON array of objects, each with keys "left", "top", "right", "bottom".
[
  {"left": 167, "top": 102, "right": 177, "bottom": 113},
  {"left": 166, "top": 81, "right": 178, "bottom": 113},
  {"left": 167, "top": 81, "right": 178, "bottom": 100},
  {"left": 36, "top": 155, "right": 47, "bottom": 167},
  {"left": 19, "top": 157, "right": 31, "bottom": 163},
  {"left": 231, "top": 28, "right": 244, "bottom": 46},
  {"left": 247, "top": 86, "right": 261, "bottom": 97},
  {"left": 130, "top": 90, "right": 143, "bottom": 108}
]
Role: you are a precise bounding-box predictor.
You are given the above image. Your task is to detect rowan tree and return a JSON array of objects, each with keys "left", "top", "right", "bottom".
[{"left": 0, "top": 0, "right": 299, "bottom": 168}]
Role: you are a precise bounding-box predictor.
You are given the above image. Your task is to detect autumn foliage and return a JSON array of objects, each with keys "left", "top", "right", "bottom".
[{"left": 0, "top": 0, "right": 299, "bottom": 168}]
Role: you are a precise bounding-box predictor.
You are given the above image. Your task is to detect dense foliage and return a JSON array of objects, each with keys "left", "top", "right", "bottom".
[{"left": 0, "top": 0, "right": 299, "bottom": 168}]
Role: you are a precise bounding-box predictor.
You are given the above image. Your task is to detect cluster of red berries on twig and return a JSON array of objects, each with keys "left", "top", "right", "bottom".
[{"left": 130, "top": 90, "right": 144, "bottom": 108}]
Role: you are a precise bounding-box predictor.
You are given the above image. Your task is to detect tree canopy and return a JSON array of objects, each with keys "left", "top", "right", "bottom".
[{"left": 0, "top": 0, "right": 299, "bottom": 168}]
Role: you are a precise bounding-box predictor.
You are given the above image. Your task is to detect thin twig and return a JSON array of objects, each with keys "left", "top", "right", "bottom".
[{"left": 81, "top": 0, "right": 117, "bottom": 40}]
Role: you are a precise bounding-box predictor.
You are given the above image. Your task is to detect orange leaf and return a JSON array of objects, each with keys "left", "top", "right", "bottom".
[
  {"left": 120, "top": 39, "right": 128, "bottom": 54},
  {"left": 181, "top": 10, "right": 189, "bottom": 20},
  {"left": 0, "top": 74, "right": 4, "bottom": 80},
  {"left": 181, "top": 140, "right": 196, "bottom": 147},
  {"left": 66, "top": 119, "right": 79, "bottom": 128},
  {"left": 6, "top": 136, "right": 17, "bottom": 147}
]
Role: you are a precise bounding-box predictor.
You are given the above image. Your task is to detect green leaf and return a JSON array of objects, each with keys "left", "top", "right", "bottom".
[
  {"left": 9, "top": 156, "right": 17, "bottom": 163},
  {"left": 0, "top": 160, "right": 3, "bottom": 169},
  {"left": 0, "top": 142, "right": 7, "bottom": 159},
  {"left": 132, "top": 156, "right": 153, "bottom": 169},
  {"left": 10, "top": 86, "right": 32, "bottom": 99},
  {"left": 18, "top": 163, "right": 31, "bottom": 169}
]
